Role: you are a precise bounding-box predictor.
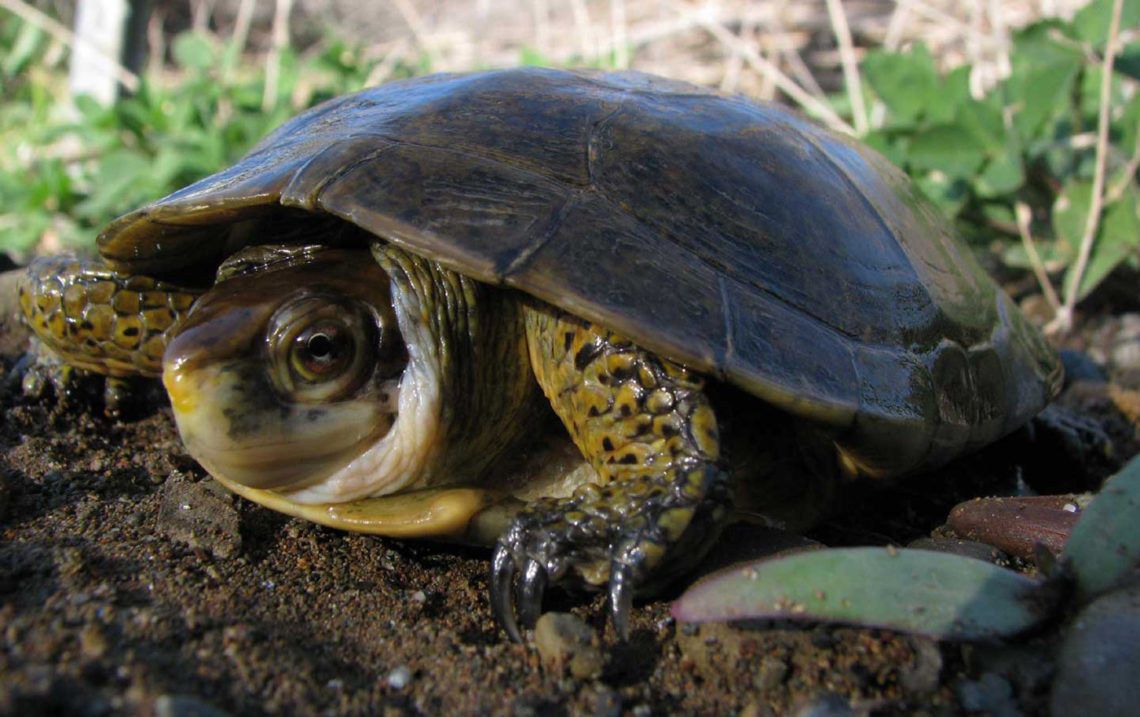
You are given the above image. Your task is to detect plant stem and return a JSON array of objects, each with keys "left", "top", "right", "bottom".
[
  {"left": 1015, "top": 202, "right": 1062, "bottom": 313},
  {"left": 1051, "top": 0, "right": 1124, "bottom": 334},
  {"left": 825, "top": 0, "right": 867, "bottom": 135}
]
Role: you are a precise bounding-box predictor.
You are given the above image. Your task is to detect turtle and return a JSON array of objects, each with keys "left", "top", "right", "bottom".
[{"left": 17, "top": 67, "right": 1062, "bottom": 641}]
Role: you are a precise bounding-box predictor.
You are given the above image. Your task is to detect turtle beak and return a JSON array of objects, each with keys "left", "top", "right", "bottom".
[{"left": 162, "top": 349, "right": 392, "bottom": 491}]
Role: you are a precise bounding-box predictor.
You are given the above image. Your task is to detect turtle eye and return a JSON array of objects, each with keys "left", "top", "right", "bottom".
[
  {"left": 270, "top": 296, "right": 378, "bottom": 402},
  {"left": 292, "top": 320, "right": 353, "bottom": 380}
]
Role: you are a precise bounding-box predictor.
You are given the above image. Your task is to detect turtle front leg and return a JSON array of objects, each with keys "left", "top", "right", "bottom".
[
  {"left": 492, "top": 305, "right": 732, "bottom": 640},
  {"left": 16, "top": 255, "right": 202, "bottom": 414}
]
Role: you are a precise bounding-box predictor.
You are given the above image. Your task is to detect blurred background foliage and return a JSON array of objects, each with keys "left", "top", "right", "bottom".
[{"left": 0, "top": 0, "right": 1137, "bottom": 330}]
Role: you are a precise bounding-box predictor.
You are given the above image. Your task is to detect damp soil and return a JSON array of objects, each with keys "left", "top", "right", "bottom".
[{"left": 1, "top": 282, "right": 1138, "bottom": 716}]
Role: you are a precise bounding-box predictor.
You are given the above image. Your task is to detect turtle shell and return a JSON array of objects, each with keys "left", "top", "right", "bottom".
[{"left": 96, "top": 67, "right": 1061, "bottom": 478}]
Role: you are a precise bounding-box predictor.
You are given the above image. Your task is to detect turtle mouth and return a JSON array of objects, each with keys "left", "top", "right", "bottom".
[{"left": 163, "top": 361, "right": 398, "bottom": 491}]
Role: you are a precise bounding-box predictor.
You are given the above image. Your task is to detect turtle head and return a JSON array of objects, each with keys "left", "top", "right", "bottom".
[{"left": 162, "top": 247, "right": 433, "bottom": 502}]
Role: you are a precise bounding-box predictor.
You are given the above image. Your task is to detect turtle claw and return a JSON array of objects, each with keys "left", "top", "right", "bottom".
[
  {"left": 491, "top": 544, "right": 522, "bottom": 642},
  {"left": 518, "top": 559, "right": 548, "bottom": 629},
  {"left": 609, "top": 560, "right": 635, "bottom": 640}
]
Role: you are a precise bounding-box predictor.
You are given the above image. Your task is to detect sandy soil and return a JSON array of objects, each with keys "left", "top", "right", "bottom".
[{"left": 1, "top": 269, "right": 1137, "bottom": 716}]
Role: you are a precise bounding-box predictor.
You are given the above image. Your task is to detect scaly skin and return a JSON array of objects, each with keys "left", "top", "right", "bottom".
[
  {"left": 369, "top": 245, "right": 546, "bottom": 488},
  {"left": 21, "top": 249, "right": 735, "bottom": 641},
  {"left": 18, "top": 255, "right": 201, "bottom": 377},
  {"left": 492, "top": 305, "right": 732, "bottom": 640}
]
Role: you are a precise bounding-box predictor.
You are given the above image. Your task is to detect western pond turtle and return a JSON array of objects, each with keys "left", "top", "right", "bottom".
[{"left": 18, "top": 67, "right": 1062, "bottom": 640}]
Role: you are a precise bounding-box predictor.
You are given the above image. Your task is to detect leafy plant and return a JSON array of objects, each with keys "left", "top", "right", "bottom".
[
  {"left": 672, "top": 453, "right": 1140, "bottom": 640},
  {"left": 856, "top": 0, "right": 1140, "bottom": 327},
  {"left": 0, "top": 16, "right": 420, "bottom": 257}
]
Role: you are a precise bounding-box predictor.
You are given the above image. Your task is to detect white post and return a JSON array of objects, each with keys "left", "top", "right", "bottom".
[{"left": 69, "top": 0, "right": 130, "bottom": 105}]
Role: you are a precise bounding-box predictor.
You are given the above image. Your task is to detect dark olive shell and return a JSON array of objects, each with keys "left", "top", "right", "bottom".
[{"left": 96, "top": 67, "right": 1060, "bottom": 477}]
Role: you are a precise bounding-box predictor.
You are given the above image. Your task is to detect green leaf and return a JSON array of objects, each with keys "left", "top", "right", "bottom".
[
  {"left": 861, "top": 129, "right": 908, "bottom": 167},
  {"left": 916, "top": 172, "right": 970, "bottom": 217},
  {"left": 2, "top": 21, "right": 45, "bottom": 77},
  {"left": 1078, "top": 66, "right": 1128, "bottom": 121},
  {"left": 1053, "top": 179, "right": 1093, "bottom": 250},
  {"left": 974, "top": 152, "right": 1025, "bottom": 198},
  {"left": 863, "top": 44, "right": 938, "bottom": 122},
  {"left": 1116, "top": 93, "right": 1140, "bottom": 154},
  {"left": 1072, "top": 0, "right": 1140, "bottom": 49},
  {"left": 1001, "top": 239, "right": 1071, "bottom": 272},
  {"left": 519, "top": 47, "right": 551, "bottom": 67},
  {"left": 1066, "top": 454, "right": 1140, "bottom": 601},
  {"left": 172, "top": 32, "right": 217, "bottom": 71},
  {"left": 928, "top": 66, "right": 973, "bottom": 124},
  {"left": 672, "top": 547, "right": 1055, "bottom": 640},
  {"left": 1007, "top": 25, "right": 1083, "bottom": 137},
  {"left": 955, "top": 99, "right": 1007, "bottom": 153},
  {"left": 1073, "top": 187, "right": 1140, "bottom": 299},
  {"left": 1118, "top": 41, "right": 1140, "bottom": 81},
  {"left": 906, "top": 124, "right": 987, "bottom": 177}
]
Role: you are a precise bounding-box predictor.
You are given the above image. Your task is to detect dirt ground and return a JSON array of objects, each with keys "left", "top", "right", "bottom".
[{"left": 1, "top": 266, "right": 1138, "bottom": 715}]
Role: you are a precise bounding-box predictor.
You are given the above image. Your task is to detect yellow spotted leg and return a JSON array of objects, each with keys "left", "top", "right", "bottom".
[
  {"left": 17, "top": 255, "right": 203, "bottom": 409},
  {"left": 492, "top": 304, "right": 731, "bottom": 640}
]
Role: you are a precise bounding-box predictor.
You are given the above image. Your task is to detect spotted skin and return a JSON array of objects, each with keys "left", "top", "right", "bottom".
[
  {"left": 492, "top": 305, "right": 732, "bottom": 640},
  {"left": 18, "top": 255, "right": 201, "bottom": 378}
]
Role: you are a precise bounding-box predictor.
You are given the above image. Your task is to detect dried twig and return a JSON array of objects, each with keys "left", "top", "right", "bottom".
[
  {"left": 610, "top": 0, "right": 629, "bottom": 69},
  {"left": 1050, "top": 0, "right": 1125, "bottom": 334},
  {"left": 364, "top": 37, "right": 410, "bottom": 88},
  {"left": 263, "top": 0, "right": 295, "bottom": 111},
  {"left": 0, "top": 0, "right": 139, "bottom": 92},
  {"left": 568, "top": 0, "right": 596, "bottom": 63},
  {"left": 231, "top": 0, "right": 257, "bottom": 60},
  {"left": 824, "top": 0, "right": 867, "bottom": 134},
  {"left": 1015, "top": 202, "right": 1062, "bottom": 313},
  {"left": 674, "top": 2, "right": 855, "bottom": 134},
  {"left": 720, "top": 18, "right": 754, "bottom": 93},
  {"left": 768, "top": 2, "right": 827, "bottom": 101},
  {"left": 391, "top": 0, "right": 430, "bottom": 53}
]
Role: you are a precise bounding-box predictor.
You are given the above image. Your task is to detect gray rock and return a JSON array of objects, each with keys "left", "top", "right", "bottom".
[
  {"left": 385, "top": 665, "right": 413, "bottom": 689},
  {"left": 534, "top": 612, "right": 603, "bottom": 680},
  {"left": 1051, "top": 583, "right": 1140, "bottom": 717}
]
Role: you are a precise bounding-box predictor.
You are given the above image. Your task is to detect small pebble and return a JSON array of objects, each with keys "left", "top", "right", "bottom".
[
  {"left": 593, "top": 686, "right": 621, "bottom": 717},
  {"left": 791, "top": 692, "right": 853, "bottom": 717},
  {"left": 898, "top": 638, "right": 942, "bottom": 697},
  {"left": 78, "top": 624, "right": 108, "bottom": 660},
  {"left": 1051, "top": 583, "right": 1140, "bottom": 716},
  {"left": 534, "top": 612, "right": 603, "bottom": 680},
  {"left": 153, "top": 694, "right": 231, "bottom": 717},
  {"left": 386, "top": 665, "right": 413, "bottom": 689},
  {"left": 1059, "top": 349, "right": 1107, "bottom": 385},
  {"left": 956, "top": 673, "right": 1016, "bottom": 717},
  {"left": 753, "top": 655, "right": 788, "bottom": 690}
]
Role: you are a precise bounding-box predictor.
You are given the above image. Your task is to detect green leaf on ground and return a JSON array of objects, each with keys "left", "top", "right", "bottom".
[
  {"left": 672, "top": 547, "right": 1054, "bottom": 640},
  {"left": 1065, "top": 454, "right": 1140, "bottom": 601}
]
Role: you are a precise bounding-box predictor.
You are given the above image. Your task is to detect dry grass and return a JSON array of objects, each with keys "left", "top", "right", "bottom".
[{"left": 167, "top": 0, "right": 1093, "bottom": 133}]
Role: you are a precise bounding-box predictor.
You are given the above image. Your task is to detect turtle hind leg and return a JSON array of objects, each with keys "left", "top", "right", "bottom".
[{"left": 492, "top": 304, "right": 732, "bottom": 641}]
